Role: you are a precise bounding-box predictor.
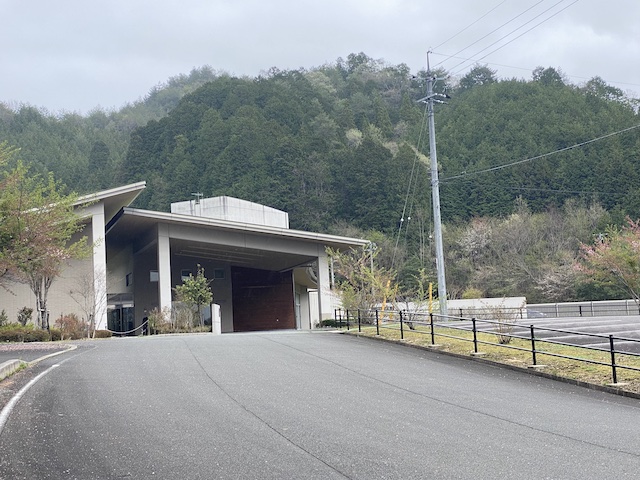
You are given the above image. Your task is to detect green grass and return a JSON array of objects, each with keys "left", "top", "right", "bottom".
[{"left": 343, "top": 322, "right": 640, "bottom": 395}]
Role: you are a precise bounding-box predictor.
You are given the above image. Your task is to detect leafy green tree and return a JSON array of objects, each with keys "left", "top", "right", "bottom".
[
  {"left": 0, "top": 146, "right": 89, "bottom": 329},
  {"left": 532, "top": 66, "right": 566, "bottom": 86},
  {"left": 457, "top": 65, "right": 497, "bottom": 92},
  {"left": 174, "top": 264, "right": 213, "bottom": 328}
]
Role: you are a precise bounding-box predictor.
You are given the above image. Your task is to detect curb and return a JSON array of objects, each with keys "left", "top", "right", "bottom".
[
  {"left": 343, "top": 330, "right": 640, "bottom": 400},
  {"left": 0, "top": 360, "right": 26, "bottom": 382},
  {"left": 0, "top": 344, "right": 77, "bottom": 382}
]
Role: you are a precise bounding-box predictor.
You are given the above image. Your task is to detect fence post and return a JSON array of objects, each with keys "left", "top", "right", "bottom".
[
  {"left": 472, "top": 318, "right": 479, "bottom": 354},
  {"left": 430, "top": 313, "right": 435, "bottom": 345},
  {"left": 530, "top": 325, "right": 537, "bottom": 366},
  {"left": 375, "top": 309, "right": 380, "bottom": 336},
  {"left": 609, "top": 335, "right": 618, "bottom": 384},
  {"left": 346, "top": 309, "right": 350, "bottom": 331},
  {"left": 358, "top": 309, "right": 361, "bottom": 333},
  {"left": 400, "top": 310, "right": 404, "bottom": 339},
  {"left": 579, "top": 305, "right": 583, "bottom": 317}
]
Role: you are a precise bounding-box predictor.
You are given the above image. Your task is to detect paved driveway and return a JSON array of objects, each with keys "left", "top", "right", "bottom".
[{"left": 1, "top": 331, "right": 639, "bottom": 479}]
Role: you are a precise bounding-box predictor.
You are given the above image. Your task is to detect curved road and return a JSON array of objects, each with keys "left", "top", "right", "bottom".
[{"left": 1, "top": 331, "right": 638, "bottom": 479}]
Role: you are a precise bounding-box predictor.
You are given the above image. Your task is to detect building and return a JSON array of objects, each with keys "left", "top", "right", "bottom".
[{"left": 0, "top": 182, "right": 368, "bottom": 333}]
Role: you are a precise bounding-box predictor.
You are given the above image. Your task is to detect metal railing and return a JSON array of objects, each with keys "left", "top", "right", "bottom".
[
  {"left": 527, "top": 299, "right": 640, "bottom": 318},
  {"left": 334, "top": 309, "right": 640, "bottom": 385}
]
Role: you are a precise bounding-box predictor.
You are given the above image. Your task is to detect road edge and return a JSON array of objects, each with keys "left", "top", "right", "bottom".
[{"left": 0, "top": 344, "right": 77, "bottom": 383}]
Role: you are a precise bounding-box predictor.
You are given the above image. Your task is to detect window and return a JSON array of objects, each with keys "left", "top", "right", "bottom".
[
  {"left": 213, "top": 268, "right": 225, "bottom": 280},
  {"left": 125, "top": 273, "right": 133, "bottom": 287},
  {"left": 150, "top": 270, "right": 159, "bottom": 282},
  {"left": 181, "top": 269, "right": 192, "bottom": 282}
]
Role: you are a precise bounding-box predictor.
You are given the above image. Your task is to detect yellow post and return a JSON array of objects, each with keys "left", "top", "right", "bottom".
[{"left": 428, "top": 282, "right": 433, "bottom": 314}]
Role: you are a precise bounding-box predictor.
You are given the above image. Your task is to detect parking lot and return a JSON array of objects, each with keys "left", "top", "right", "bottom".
[{"left": 457, "top": 314, "right": 640, "bottom": 355}]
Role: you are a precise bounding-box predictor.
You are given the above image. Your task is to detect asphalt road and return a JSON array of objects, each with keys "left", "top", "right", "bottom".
[{"left": 0, "top": 331, "right": 639, "bottom": 479}]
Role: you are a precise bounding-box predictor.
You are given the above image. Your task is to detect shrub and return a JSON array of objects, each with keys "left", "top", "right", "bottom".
[
  {"left": 49, "top": 328, "right": 62, "bottom": 341},
  {"left": 148, "top": 307, "right": 172, "bottom": 335},
  {"left": 0, "top": 309, "right": 8, "bottom": 327},
  {"left": 462, "top": 287, "right": 483, "bottom": 300},
  {"left": 94, "top": 330, "right": 112, "bottom": 339},
  {"left": 317, "top": 319, "right": 339, "bottom": 328},
  {"left": 17, "top": 307, "right": 33, "bottom": 326},
  {"left": 54, "top": 313, "right": 86, "bottom": 340},
  {"left": 0, "top": 324, "right": 50, "bottom": 342}
]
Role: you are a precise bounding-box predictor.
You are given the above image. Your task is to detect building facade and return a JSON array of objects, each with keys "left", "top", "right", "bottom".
[{"left": 1, "top": 182, "right": 367, "bottom": 334}]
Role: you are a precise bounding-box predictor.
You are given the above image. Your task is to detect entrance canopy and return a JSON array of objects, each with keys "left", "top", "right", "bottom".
[{"left": 104, "top": 194, "right": 368, "bottom": 333}]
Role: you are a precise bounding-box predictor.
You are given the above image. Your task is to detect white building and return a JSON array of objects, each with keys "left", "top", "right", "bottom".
[{"left": 1, "top": 182, "right": 368, "bottom": 334}]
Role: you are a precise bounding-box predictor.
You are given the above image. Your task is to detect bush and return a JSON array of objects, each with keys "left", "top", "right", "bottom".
[
  {"left": 148, "top": 307, "right": 171, "bottom": 335},
  {"left": 94, "top": 330, "right": 112, "bottom": 339},
  {"left": 0, "top": 324, "right": 50, "bottom": 342},
  {"left": 49, "top": 328, "right": 62, "bottom": 341},
  {"left": 54, "top": 313, "right": 86, "bottom": 340},
  {"left": 0, "top": 309, "right": 8, "bottom": 327},
  {"left": 17, "top": 307, "right": 33, "bottom": 326},
  {"left": 317, "top": 319, "right": 339, "bottom": 328},
  {"left": 462, "top": 287, "right": 483, "bottom": 300}
]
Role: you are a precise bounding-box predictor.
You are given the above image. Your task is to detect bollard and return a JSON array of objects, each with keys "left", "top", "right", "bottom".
[
  {"left": 472, "top": 318, "right": 478, "bottom": 354},
  {"left": 530, "top": 325, "right": 537, "bottom": 366},
  {"left": 609, "top": 335, "right": 618, "bottom": 384},
  {"left": 430, "top": 313, "right": 435, "bottom": 345}
]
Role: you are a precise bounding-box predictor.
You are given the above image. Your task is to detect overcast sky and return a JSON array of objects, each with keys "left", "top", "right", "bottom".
[{"left": 2, "top": 0, "right": 638, "bottom": 114}]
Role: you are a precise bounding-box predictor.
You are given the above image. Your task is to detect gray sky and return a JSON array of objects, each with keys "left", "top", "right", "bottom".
[{"left": 2, "top": 0, "right": 638, "bottom": 114}]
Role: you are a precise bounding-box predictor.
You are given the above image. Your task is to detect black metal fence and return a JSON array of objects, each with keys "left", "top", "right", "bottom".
[{"left": 334, "top": 309, "right": 640, "bottom": 385}]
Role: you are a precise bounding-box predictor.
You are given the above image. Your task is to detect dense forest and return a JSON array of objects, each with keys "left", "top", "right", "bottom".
[{"left": 1, "top": 54, "right": 639, "bottom": 303}]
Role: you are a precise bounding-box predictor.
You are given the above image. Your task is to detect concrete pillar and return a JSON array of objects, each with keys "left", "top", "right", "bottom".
[
  {"left": 157, "top": 224, "right": 172, "bottom": 315},
  {"left": 212, "top": 304, "right": 221, "bottom": 335},
  {"left": 91, "top": 204, "right": 108, "bottom": 331},
  {"left": 316, "top": 247, "right": 333, "bottom": 321}
]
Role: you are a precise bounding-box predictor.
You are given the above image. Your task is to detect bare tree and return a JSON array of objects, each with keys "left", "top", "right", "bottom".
[{"left": 69, "top": 266, "right": 107, "bottom": 338}]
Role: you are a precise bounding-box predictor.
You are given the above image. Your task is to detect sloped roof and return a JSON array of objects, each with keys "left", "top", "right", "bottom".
[
  {"left": 75, "top": 181, "right": 146, "bottom": 223},
  {"left": 107, "top": 206, "right": 368, "bottom": 250}
]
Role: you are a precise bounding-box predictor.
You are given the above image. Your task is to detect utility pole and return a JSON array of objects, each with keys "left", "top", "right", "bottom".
[{"left": 420, "top": 61, "right": 448, "bottom": 316}]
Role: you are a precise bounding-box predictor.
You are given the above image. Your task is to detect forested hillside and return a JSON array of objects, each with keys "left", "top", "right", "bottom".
[
  {"left": 115, "top": 57, "right": 639, "bottom": 230},
  {"left": 2, "top": 54, "right": 639, "bottom": 302},
  {"left": 0, "top": 67, "right": 219, "bottom": 191}
]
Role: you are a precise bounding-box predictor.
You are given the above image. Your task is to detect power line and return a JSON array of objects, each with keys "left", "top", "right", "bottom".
[
  {"left": 449, "top": 0, "right": 579, "bottom": 76},
  {"left": 452, "top": 0, "right": 580, "bottom": 76},
  {"left": 433, "top": 0, "right": 509, "bottom": 51},
  {"left": 392, "top": 102, "right": 430, "bottom": 270},
  {"left": 434, "top": 0, "right": 545, "bottom": 69},
  {"left": 504, "top": 185, "right": 628, "bottom": 197},
  {"left": 442, "top": 123, "right": 640, "bottom": 182},
  {"left": 430, "top": 51, "right": 640, "bottom": 90}
]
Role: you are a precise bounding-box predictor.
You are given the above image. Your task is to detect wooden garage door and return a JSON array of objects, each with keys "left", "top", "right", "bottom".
[{"left": 231, "top": 266, "right": 295, "bottom": 332}]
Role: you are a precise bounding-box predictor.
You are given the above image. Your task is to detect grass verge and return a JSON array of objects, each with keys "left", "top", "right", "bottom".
[{"left": 342, "top": 323, "right": 640, "bottom": 396}]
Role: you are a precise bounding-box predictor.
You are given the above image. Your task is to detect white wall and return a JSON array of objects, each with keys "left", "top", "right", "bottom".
[{"left": 171, "top": 196, "right": 289, "bottom": 228}]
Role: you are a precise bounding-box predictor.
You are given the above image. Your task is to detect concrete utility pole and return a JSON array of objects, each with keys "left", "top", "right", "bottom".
[{"left": 422, "top": 71, "right": 448, "bottom": 316}]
